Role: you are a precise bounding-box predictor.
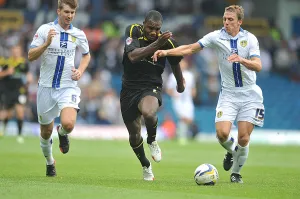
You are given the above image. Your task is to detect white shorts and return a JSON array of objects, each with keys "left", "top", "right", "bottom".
[
  {"left": 172, "top": 99, "right": 194, "bottom": 120},
  {"left": 37, "top": 86, "right": 81, "bottom": 125},
  {"left": 215, "top": 85, "right": 265, "bottom": 127}
]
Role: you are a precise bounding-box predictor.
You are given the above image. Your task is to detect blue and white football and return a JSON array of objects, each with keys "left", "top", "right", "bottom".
[{"left": 194, "top": 163, "right": 219, "bottom": 185}]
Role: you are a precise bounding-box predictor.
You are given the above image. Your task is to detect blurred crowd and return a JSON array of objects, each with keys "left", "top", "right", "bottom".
[{"left": 0, "top": 0, "right": 300, "bottom": 125}]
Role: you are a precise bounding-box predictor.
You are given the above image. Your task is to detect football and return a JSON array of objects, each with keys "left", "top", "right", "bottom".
[{"left": 194, "top": 163, "right": 219, "bottom": 185}]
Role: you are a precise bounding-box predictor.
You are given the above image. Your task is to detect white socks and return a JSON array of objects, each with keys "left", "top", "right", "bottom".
[
  {"left": 40, "top": 136, "right": 55, "bottom": 165},
  {"left": 218, "top": 134, "right": 237, "bottom": 153},
  {"left": 58, "top": 125, "right": 70, "bottom": 136},
  {"left": 232, "top": 143, "right": 249, "bottom": 174},
  {"left": 177, "top": 121, "right": 188, "bottom": 140}
]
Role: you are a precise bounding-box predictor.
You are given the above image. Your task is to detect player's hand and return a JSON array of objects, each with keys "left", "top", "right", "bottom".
[
  {"left": 176, "top": 78, "right": 186, "bottom": 93},
  {"left": 156, "top": 31, "right": 172, "bottom": 47},
  {"left": 71, "top": 67, "right": 82, "bottom": 81},
  {"left": 152, "top": 50, "right": 168, "bottom": 62},
  {"left": 227, "top": 54, "right": 244, "bottom": 63},
  {"left": 45, "top": 29, "right": 57, "bottom": 46}
]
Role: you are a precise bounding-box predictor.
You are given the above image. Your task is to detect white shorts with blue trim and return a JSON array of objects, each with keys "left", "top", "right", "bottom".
[
  {"left": 215, "top": 85, "right": 265, "bottom": 127},
  {"left": 37, "top": 86, "right": 81, "bottom": 125}
]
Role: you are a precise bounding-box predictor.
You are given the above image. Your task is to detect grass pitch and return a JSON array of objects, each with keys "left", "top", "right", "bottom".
[{"left": 0, "top": 136, "right": 299, "bottom": 199}]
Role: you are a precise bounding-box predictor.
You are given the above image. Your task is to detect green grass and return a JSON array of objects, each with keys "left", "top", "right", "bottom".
[{"left": 0, "top": 136, "right": 299, "bottom": 199}]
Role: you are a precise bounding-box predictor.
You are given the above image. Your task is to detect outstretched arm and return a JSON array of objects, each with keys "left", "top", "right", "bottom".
[
  {"left": 128, "top": 31, "right": 172, "bottom": 63},
  {"left": 152, "top": 42, "right": 202, "bottom": 62}
]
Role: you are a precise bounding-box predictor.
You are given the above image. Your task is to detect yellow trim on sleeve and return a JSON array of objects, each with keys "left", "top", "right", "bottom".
[
  {"left": 130, "top": 24, "right": 143, "bottom": 38},
  {"left": 168, "top": 39, "right": 175, "bottom": 48}
]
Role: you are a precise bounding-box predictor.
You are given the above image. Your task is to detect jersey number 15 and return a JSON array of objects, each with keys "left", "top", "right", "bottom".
[{"left": 255, "top": 108, "right": 265, "bottom": 120}]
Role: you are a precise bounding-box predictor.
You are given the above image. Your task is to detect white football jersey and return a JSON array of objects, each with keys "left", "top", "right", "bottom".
[
  {"left": 166, "top": 70, "right": 195, "bottom": 120},
  {"left": 30, "top": 19, "right": 89, "bottom": 89},
  {"left": 166, "top": 70, "right": 195, "bottom": 103},
  {"left": 198, "top": 28, "right": 260, "bottom": 89}
]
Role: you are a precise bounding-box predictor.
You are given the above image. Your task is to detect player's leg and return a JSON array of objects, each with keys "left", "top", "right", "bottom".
[
  {"left": 138, "top": 95, "right": 161, "bottom": 162},
  {"left": 120, "top": 88, "right": 154, "bottom": 180},
  {"left": 215, "top": 121, "right": 235, "bottom": 171},
  {"left": 40, "top": 121, "right": 56, "bottom": 177},
  {"left": 56, "top": 87, "right": 81, "bottom": 154},
  {"left": 230, "top": 121, "right": 253, "bottom": 183},
  {"left": 0, "top": 94, "right": 4, "bottom": 136},
  {"left": 231, "top": 102, "right": 264, "bottom": 183},
  {"left": 2, "top": 106, "right": 14, "bottom": 135},
  {"left": 1, "top": 108, "right": 9, "bottom": 134},
  {"left": 37, "top": 86, "right": 58, "bottom": 177},
  {"left": 57, "top": 107, "right": 77, "bottom": 154},
  {"left": 216, "top": 121, "right": 235, "bottom": 152},
  {"left": 15, "top": 104, "right": 25, "bottom": 143},
  {"left": 124, "top": 116, "right": 154, "bottom": 181},
  {"left": 215, "top": 100, "right": 239, "bottom": 171},
  {"left": 0, "top": 108, "right": 5, "bottom": 136},
  {"left": 174, "top": 101, "right": 194, "bottom": 145},
  {"left": 176, "top": 118, "right": 192, "bottom": 145}
]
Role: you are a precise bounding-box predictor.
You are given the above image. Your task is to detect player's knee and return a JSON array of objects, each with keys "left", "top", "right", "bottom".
[
  {"left": 238, "top": 134, "right": 249, "bottom": 147},
  {"left": 216, "top": 129, "right": 229, "bottom": 143},
  {"left": 41, "top": 129, "right": 52, "bottom": 139},
  {"left": 61, "top": 122, "right": 74, "bottom": 133},
  {"left": 129, "top": 133, "right": 142, "bottom": 146},
  {"left": 142, "top": 110, "right": 156, "bottom": 123}
]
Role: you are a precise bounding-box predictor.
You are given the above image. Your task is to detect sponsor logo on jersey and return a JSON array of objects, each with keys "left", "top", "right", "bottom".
[
  {"left": 47, "top": 48, "right": 76, "bottom": 57},
  {"left": 126, "top": 37, "right": 133, "bottom": 45},
  {"left": 60, "top": 41, "right": 67, "bottom": 48},
  {"left": 231, "top": 48, "right": 238, "bottom": 54},
  {"left": 240, "top": 40, "right": 247, "bottom": 47}
]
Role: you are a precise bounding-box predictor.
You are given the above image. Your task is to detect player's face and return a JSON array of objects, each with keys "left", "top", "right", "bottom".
[
  {"left": 143, "top": 20, "right": 162, "bottom": 42},
  {"left": 57, "top": 3, "right": 76, "bottom": 28},
  {"left": 223, "top": 11, "right": 242, "bottom": 36}
]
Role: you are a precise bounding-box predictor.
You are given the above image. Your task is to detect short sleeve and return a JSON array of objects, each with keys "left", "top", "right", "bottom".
[
  {"left": 248, "top": 34, "right": 260, "bottom": 58},
  {"left": 77, "top": 31, "right": 90, "bottom": 55},
  {"left": 124, "top": 24, "right": 142, "bottom": 54},
  {"left": 198, "top": 31, "right": 218, "bottom": 48},
  {"left": 166, "top": 38, "right": 183, "bottom": 65},
  {"left": 30, "top": 25, "right": 48, "bottom": 48}
]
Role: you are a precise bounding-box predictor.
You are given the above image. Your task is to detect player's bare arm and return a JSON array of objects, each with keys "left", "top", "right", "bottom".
[
  {"left": 170, "top": 64, "right": 185, "bottom": 93},
  {"left": 71, "top": 53, "right": 91, "bottom": 81},
  {"left": 152, "top": 42, "right": 202, "bottom": 62},
  {"left": 28, "top": 29, "right": 57, "bottom": 61},
  {"left": 0, "top": 67, "right": 14, "bottom": 78},
  {"left": 227, "top": 55, "right": 262, "bottom": 72},
  {"left": 128, "top": 31, "right": 172, "bottom": 63}
]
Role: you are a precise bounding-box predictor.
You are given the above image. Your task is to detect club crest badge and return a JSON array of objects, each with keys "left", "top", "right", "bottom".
[
  {"left": 217, "top": 111, "right": 223, "bottom": 118},
  {"left": 240, "top": 40, "right": 247, "bottom": 47},
  {"left": 71, "top": 36, "right": 76, "bottom": 43}
]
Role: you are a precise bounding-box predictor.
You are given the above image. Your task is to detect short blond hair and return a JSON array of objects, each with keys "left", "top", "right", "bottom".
[
  {"left": 225, "top": 5, "right": 244, "bottom": 20},
  {"left": 58, "top": 0, "right": 78, "bottom": 9}
]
